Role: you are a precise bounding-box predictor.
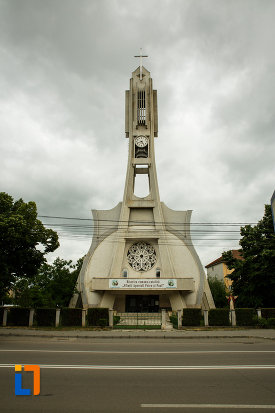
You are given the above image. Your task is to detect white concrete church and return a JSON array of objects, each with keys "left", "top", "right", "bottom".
[{"left": 70, "top": 56, "right": 214, "bottom": 313}]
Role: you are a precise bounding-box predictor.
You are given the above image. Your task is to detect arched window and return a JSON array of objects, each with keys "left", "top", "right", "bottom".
[
  {"left": 122, "top": 269, "right": 128, "bottom": 278},
  {"left": 156, "top": 268, "right": 161, "bottom": 278}
]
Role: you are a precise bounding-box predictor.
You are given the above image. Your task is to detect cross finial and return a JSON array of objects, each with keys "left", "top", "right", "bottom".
[{"left": 134, "top": 48, "right": 148, "bottom": 81}]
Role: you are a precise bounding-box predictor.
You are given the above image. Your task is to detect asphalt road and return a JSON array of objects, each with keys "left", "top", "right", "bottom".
[{"left": 0, "top": 336, "right": 275, "bottom": 412}]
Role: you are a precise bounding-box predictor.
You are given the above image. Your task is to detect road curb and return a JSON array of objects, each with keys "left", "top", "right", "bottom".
[{"left": 1, "top": 331, "right": 275, "bottom": 340}]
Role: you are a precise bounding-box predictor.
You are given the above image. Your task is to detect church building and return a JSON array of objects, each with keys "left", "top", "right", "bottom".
[{"left": 71, "top": 57, "right": 214, "bottom": 312}]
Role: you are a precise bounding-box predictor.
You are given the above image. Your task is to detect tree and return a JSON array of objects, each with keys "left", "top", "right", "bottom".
[
  {"left": 0, "top": 192, "right": 59, "bottom": 301},
  {"left": 222, "top": 205, "right": 275, "bottom": 308},
  {"left": 12, "top": 257, "right": 83, "bottom": 308},
  {"left": 208, "top": 277, "right": 228, "bottom": 308}
]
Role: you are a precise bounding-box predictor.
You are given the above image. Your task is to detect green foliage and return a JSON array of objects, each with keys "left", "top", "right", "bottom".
[
  {"left": 182, "top": 308, "right": 202, "bottom": 326},
  {"left": 87, "top": 308, "right": 109, "bottom": 326},
  {"left": 113, "top": 316, "right": 120, "bottom": 325},
  {"left": 255, "top": 317, "right": 268, "bottom": 328},
  {"left": 7, "top": 307, "right": 29, "bottom": 326},
  {"left": 261, "top": 308, "right": 275, "bottom": 319},
  {"left": 208, "top": 277, "right": 228, "bottom": 308},
  {"left": 61, "top": 308, "right": 82, "bottom": 326},
  {"left": 254, "top": 312, "right": 275, "bottom": 329},
  {"left": 170, "top": 314, "right": 178, "bottom": 329},
  {"left": 235, "top": 308, "right": 256, "bottom": 326},
  {"left": 0, "top": 307, "right": 4, "bottom": 325},
  {"left": 0, "top": 192, "right": 59, "bottom": 301},
  {"left": 222, "top": 205, "right": 275, "bottom": 308},
  {"left": 12, "top": 257, "right": 83, "bottom": 308},
  {"left": 1, "top": 294, "right": 13, "bottom": 306},
  {"left": 209, "top": 308, "right": 230, "bottom": 326},
  {"left": 99, "top": 318, "right": 108, "bottom": 327},
  {"left": 35, "top": 308, "right": 56, "bottom": 326},
  {"left": 256, "top": 317, "right": 275, "bottom": 329}
]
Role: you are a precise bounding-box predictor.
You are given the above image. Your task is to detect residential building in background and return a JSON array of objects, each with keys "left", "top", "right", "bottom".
[{"left": 205, "top": 250, "right": 243, "bottom": 290}]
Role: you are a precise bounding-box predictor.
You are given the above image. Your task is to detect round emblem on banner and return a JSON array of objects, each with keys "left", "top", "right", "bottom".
[{"left": 127, "top": 241, "right": 156, "bottom": 272}]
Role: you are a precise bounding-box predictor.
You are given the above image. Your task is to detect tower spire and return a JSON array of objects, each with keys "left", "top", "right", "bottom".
[{"left": 134, "top": 48, "right": 148, "bottom": 80}]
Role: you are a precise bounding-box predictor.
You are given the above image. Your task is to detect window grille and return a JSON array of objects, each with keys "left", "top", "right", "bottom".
[{"left": 137, "top": 90, "right": 146, "bottom": 125}]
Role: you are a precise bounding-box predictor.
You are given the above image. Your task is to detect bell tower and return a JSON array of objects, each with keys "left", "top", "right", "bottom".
[
  {"left": 108, "top": 61, "right": 176, "bottom": 283},
  {"left": 70, "top": 56, "right": 215, "bottom": 312}
]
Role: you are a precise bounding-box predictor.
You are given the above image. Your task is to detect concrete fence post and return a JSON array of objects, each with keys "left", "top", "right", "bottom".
[
  {"left": 257, "top": 308, "right": 262, "bottom": 319},
  {"left": 82, "top": 309, "right": 87, "bottom": 327},
  {"left": 29, "top": 309, "right": 34, "bottom": 327},
  {"left": 109, "top": 309, "right": 114, "bottom": 328},
  {"left": 177, "top": 310, "right": 183, "bottom": 329},
  {"left": 203, "top": 310, "right": 209, "bottom": 327},
  {"left": 161, "top": 309, "right": 166, "bottom": 329},
  {"left": 3, "top": 308, "right": 8, "bottom": 327},
  {"left": 230, "top": 309, "right": 236, "bottom": 326},
  {"left": 55, "top": 308, "right": 61, "bottom": 327}
]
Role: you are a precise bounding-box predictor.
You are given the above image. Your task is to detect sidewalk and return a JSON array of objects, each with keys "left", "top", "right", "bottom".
[{"left": 1, "top": 327, "right": 275, "bottom": 340}]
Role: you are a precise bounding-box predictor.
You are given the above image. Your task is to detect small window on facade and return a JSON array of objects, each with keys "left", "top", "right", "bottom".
[
  {"left": 122, "top": 269, "right": 128, "bottom": 278},
  {"left": 156, "top": 268, "right": 161, "bottom": 278}
]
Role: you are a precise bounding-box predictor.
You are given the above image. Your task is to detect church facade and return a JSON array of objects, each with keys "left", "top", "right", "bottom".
[{"left": 71, "top": 63, "right": 214, "bottom": 312}]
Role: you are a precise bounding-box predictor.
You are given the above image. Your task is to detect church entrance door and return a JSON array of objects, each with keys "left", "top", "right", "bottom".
[{"left": 125, "top": 295, "right": 159, "bottom": 313}]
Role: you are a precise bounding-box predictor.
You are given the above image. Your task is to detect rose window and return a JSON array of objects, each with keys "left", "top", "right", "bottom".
[{"left": 127, "top": 241, "right": 156, "bottom": 272}]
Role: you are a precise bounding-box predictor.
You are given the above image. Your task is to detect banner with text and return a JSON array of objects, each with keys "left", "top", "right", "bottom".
[{"left": 109, "top": 279, "right": 177, "bottom": 289}]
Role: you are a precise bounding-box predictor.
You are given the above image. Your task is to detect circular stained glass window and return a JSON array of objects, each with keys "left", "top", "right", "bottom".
[{"left": 127, "top": 241, "right": 157, "bottom": 272}]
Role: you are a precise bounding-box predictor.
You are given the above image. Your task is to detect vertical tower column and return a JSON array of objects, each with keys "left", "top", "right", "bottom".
[{"left": 109, "top": 65, "right": 176, "bottom": 278}]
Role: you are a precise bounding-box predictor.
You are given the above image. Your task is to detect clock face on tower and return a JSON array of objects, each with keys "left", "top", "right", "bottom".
[{"left": 135, "top": 135, "right": 148, "bottom": 148}]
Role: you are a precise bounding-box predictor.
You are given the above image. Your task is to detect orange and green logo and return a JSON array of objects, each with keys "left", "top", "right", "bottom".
[{"left": 14, "top": 365, "right": 40, "bottom": 396}]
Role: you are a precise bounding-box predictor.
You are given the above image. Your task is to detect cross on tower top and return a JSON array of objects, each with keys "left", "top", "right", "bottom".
[{"left": 134, "top": 48, "right": 148, "bottom": 80}]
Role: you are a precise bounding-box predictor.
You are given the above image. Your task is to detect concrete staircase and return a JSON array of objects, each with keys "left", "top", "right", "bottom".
[{"left": 163, "top": 313, "right": 174, "bottom": 330}]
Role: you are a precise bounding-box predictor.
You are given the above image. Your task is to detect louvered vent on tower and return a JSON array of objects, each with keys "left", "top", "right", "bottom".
[{"left": 137, "top": 90, "right": 146, "bottom": 125}]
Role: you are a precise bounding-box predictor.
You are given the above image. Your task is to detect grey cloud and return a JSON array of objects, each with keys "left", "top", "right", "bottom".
[{"left": 1, "top": 0, "right": 274, "bottom": 267}]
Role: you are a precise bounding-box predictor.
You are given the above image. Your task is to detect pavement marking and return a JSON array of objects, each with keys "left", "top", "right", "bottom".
[
  {"left": 1, "top": 350, "right": 275, "bottom": 354},
  {"left": 141, "top": 404, "right": 275, "bottom": 409},
  {"left": 1, "top": 364, "right": 275, "bottom": 370}
]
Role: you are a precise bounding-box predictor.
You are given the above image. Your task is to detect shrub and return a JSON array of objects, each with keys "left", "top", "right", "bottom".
[
  {"left": 113, "top": 316, "right": 120, "bottom": 325},
  {"left": 261, "top": 308, "right": 275, "bottom": 319},
  {"left": 7, "top": 307, "right": 30, "bottom": 326},
  {"left": 256, "top": 317, "right": 268, "bottom": 328},
  {"left": 208, "top": 277, "right": 228, "bottom": 308},
  {"left": 99, "top": 318, "right": 108, "bottom": 327},
  {"left": 235, "top": 308, "right": 256, "bottom": 326},
  {"left": 35, "top": 308, "right": 56, "bottom": 326},
  {"left": 170, "top": 314, "right": 178, "bottom": 329},
  {"left": 61, "top": 308, "right": 82, "bottom": 326},
  {"left": 267, "top": 318, "right": 275, "bottom": 328},
  {"left": 87, "top": 308, "right": 109, "bottom": 327},
  {"left": 0, "top": 307, "right": 4, "bottom": 326},
  {"left": 182, "top": 309, "right": 202, "bottom": 326},
  {"left": 209, "top": 309, "right": 230, "bottom": 326}
]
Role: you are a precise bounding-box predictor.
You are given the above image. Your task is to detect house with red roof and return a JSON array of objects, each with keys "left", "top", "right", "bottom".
[{"left": 205, "top": 250, "right": 243, "bottom": 290}]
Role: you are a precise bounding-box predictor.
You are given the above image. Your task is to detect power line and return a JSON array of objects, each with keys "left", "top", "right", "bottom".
[
  {"left": 38, "top": 214, "right": 272, "bottom": 248},
  {"left": 38, "top": 215, "right": 257, "bottom": 226}
]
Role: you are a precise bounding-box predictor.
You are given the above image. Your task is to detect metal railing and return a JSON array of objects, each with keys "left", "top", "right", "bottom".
[{"left": 114, "top": 312, "right": 161, "bottom": 329}]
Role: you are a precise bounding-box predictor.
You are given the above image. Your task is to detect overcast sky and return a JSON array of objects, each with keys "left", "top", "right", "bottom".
[{"left": 1, "top": 0, "right": 274, "bottom": 268}]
